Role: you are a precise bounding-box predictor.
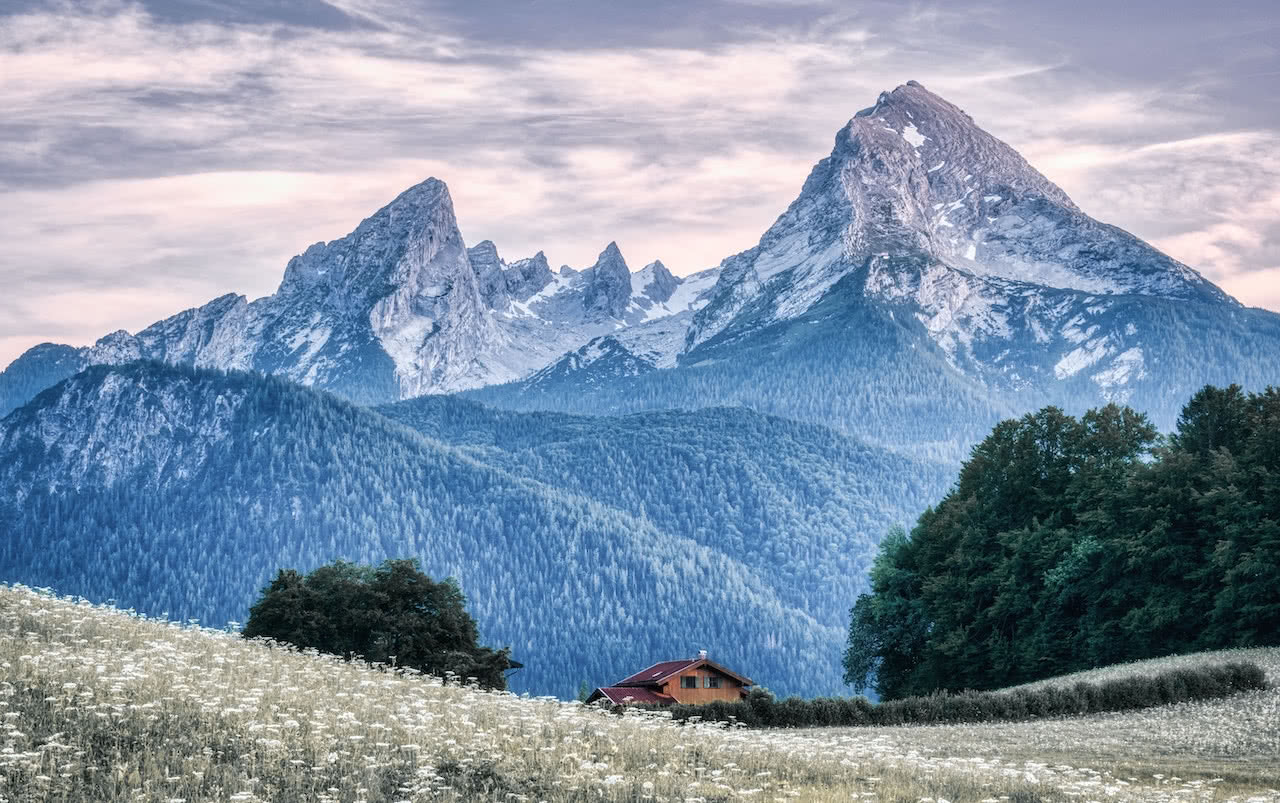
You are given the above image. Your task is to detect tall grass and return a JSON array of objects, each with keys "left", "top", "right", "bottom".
[{"left": 2, "top": 584, "right": 1277, "bottom": 802}]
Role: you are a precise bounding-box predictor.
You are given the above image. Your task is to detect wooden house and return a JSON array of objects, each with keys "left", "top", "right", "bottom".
[{"left": 585, "top": 651, "right": 753, "bottom": 706}]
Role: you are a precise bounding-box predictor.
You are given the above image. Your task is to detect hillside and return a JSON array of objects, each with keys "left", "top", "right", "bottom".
[
  {"left": 3, "top": 585, "right": 1277, "bottom": 802},
  {"left": 377, "top": 394, "right": 953, "bottom": 616},
  {"left": 0, "top": 361, "right": 945, "bottom": 698}
]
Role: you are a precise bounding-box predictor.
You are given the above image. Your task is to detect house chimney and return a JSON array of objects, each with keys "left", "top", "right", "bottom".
[{"left": 698, "top": 649, "right": 707, "bottom": 661}]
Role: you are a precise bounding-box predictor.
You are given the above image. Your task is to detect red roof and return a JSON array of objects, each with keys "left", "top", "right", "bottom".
[
  {"left": 615, "top": 659, "right": 700, "bottom": 687},
  {"left": 588, "top": 686, "right": 677, "bottom": 705},
  {"left": 614, "top": 658, "right": 754, "bottom": 689}
]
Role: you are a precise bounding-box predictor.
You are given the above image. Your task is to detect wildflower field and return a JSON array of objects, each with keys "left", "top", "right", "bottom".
[{"left": 1, "top": 585, "right": 1277, "bottom": 802}]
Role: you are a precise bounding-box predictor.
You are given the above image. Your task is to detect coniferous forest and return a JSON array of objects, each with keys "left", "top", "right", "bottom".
[
  {"left": 0, "top": 361, "right": 951, "bottom": 698},
  {"left": 844, "top": 385, "right": 1280, "bottom": 699}
]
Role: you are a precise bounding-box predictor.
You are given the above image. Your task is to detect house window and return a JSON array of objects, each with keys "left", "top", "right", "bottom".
[
  {"left": 704, "top": 676, "right": 721, "bottom": 689},
  {"left": 681, "top": 676, "right": 697, "bottom": 689}
]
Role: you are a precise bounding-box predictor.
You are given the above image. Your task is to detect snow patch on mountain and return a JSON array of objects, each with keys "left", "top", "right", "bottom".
[
  {"left": 901, "top": 122, "right": 928, "bottom": 148},
  {"left": 1055, "top": 338, "right": 1111, "bottom": 379},
  {"left": 1094, "top": 347, "right": 1146, "bottom": 391}
]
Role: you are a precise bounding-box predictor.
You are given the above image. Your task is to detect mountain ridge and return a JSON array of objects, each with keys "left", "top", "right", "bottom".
[
  {"left": 4, "top": 82, "right": 1279, "bottom": 453},
  {"left": 471, "top": 83, "right": 1279, "bottom": 455},
  {"left": 0, "top": 183, "right": 719, "bottom": 416}
]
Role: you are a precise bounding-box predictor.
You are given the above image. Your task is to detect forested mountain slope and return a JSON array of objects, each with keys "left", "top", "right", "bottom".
[
  {"left": 379, "top": 395, "right": 952, "bottom": 617},
  {"left": 0, "top": 361, "right": 939, "bottom": 697}
]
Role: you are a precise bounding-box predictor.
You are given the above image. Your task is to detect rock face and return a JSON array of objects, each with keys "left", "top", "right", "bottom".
[
  {"left": 466, "top": 240, "right": 511, "bottom": 309},
  {"left": 503, "top": 252, "right": 555, "bottom": 301},
  {"left": 688, "top": 82, "right": 1224, "bottom": 360},
  {"left": 476, "top": 82, "right": 1280, "bottom": 454},
  {"left": 5, "top": 82, "right": 1277, "bottom": 427},
  {"left": 636, "top": 260, "right": 680, "bottom": 304},
  {"left": 0, "top": 364, "right": 247, "bottom": 501},
  {"left": 0, "top": 181, "right": 717, "bottom": 414},
  {"left": 582, "top": 243, "right": 633, "bottom": 318},
  {"left": 268, "top": 179, "right": 504, "bottom": 399}
]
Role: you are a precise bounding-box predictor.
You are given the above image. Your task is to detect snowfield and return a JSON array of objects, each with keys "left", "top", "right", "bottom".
[{"left": 1, "top": 585, "right": 1277, "bottom": 802}]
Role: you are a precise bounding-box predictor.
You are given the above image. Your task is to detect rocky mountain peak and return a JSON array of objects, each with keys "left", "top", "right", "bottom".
[
  {"left": 636, "top": 260, "right": 679, "bottom": 304},
  {"left": 583, "top": 242, "right": 633, "bottom": 318},
  {"left": 688, "top": 82, "right": 1223, "bottom": 352},
  {"left": 848, "top": 81, "right": 1077, "bottom": 213},
  {"left": 505, "top": 251, "right": 554, "bottom": 301},
  {"left": 275, "top": 177, "right": 464, "bottom": 305},
  {"left": 468, "top": 239, "right": 501, "bottom": 265},
  {"left": 467, "top": 240, "right": 510, "bottom": 309}
]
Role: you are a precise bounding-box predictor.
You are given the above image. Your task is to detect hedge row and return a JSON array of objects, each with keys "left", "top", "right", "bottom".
[{"left": 660, "top": 662, "right": 1267, "bottom": 728}]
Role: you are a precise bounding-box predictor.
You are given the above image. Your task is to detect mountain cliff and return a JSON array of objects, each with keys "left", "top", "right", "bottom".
[
  {"left": 0, "top": 184, "right": 718, "bottom": 416},
  {"left": 472, "top": 83, "right": 1280, "bottom": 456}
]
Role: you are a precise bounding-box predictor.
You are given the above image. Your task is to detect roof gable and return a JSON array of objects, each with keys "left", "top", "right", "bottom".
[{"left": 615, "top": 658, "right": 753, "bottom": 688}]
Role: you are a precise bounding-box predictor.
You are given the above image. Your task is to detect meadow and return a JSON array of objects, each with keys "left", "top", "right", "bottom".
[{"left": 1, "top": 584, "right": 1277, "bottom": 802}]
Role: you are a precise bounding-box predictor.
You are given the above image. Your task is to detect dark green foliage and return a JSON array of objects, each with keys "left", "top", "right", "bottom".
[
  {"left": 243, "top": 558, "right": 512, "bottom": 689},
  {"left": 845, "top": 386, "right": 1280, "bottom": 698},
  {"left": 664, "top": 662, "right": 1267, "bottom": 728}
]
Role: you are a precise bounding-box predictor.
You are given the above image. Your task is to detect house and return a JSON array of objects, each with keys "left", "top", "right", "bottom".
[{"left": 585, "top": 650, "right": 753, "bottom": 706}]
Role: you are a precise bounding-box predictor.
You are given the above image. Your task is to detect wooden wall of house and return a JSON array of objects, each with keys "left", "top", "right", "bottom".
[{"left": 663, "top": 666, "right": 746, "bottom": 705}]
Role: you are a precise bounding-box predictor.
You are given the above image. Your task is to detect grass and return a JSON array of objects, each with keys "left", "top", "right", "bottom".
[
  {"left": 847, "top": 649, "right": 1280, "bottom": 797},
  {"left": 2, "top": 584, "right": 1278, "bottom": 802}
]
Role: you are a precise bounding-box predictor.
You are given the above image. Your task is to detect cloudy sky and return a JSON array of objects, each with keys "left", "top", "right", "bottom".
[{"left": 2, "top": 0, "right": 1278, "bottom": 368}]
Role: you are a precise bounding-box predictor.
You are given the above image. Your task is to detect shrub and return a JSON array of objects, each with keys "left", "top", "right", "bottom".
[
  {"left": 665, "top": 661, "right": 1267, "bottom": 729},
  {"left": 243, "top": 558, "right": 515, "bottom": 689}
]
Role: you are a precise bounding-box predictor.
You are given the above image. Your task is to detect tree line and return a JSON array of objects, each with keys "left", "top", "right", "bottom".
[{"left": 844, "top": 385, "right": 1280, "bottom": 699}]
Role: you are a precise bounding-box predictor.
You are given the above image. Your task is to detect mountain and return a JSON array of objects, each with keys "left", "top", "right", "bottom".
[
  {"left": 376, "top": 394, "right": 952, "bottom": 618},
  {"left": 0, "top": 361, "right": 947, "bottom": 698},
  {"left": 470, "top": 82, "right": 1280, "bottom": 457},
  {"left": 687, "top": 82, "right": 1223, "bottom": 353},
  {"left": 0, "top": 184, "right": 719, "bottom": 417},
  {"left": 6, "top": 82, "right": 1277, "bottom": 446}
]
